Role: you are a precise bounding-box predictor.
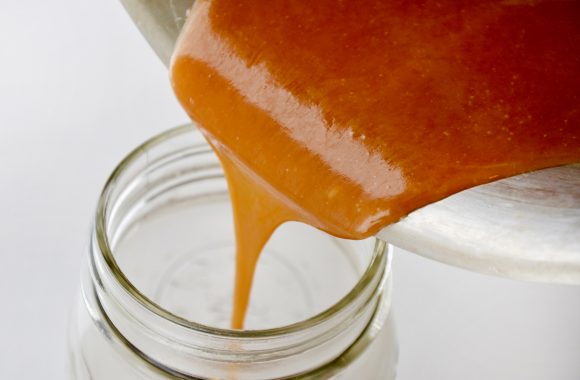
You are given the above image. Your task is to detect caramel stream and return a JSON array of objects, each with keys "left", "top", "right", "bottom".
[{"left": 171, "top": 0, "right": 580, "bottom": 329}]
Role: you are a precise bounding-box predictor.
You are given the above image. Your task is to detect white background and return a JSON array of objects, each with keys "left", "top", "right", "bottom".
[{"left": 0, "top": 1, "right": 579, "bottom": 379}]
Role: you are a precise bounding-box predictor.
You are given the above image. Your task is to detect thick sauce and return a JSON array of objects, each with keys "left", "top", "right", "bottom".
[{"left": 171, "top": 0, "right": 580, "bottom": 328}]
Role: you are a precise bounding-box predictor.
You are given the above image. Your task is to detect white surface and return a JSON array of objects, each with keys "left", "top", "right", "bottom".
[{"left": 0, "top": 1, "right": 579, "bottom": 379}]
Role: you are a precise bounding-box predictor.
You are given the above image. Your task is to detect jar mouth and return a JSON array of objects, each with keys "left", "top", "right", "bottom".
[{"left": 95, "top": 124, "right": 390, "bottom": 338}]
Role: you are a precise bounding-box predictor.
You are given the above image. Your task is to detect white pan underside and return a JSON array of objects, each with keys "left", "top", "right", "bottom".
[{"left": 120, "top": 0, "right": 580, "bottom": 284}]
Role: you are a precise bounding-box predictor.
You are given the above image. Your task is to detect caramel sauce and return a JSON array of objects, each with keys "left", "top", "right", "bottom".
[{"left": 171, "top": 0, "right": 580, "bottom": 329}]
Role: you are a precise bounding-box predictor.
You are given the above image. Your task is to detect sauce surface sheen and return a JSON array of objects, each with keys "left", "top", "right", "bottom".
[{"left": 171, "top": 0, "right": 580, "bottom": 328}]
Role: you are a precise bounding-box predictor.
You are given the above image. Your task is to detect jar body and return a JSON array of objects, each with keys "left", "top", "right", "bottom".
[
  {"left": 67, "top": 125, "right": 398, "bottom": 379},
  {"left": 68, "top": 277, "right": 397, "bottom": 379}
]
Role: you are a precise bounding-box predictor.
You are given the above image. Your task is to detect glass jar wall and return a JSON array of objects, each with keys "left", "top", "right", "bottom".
[{"left": 67, "top": 125, "right": 397, "bottom": 379}]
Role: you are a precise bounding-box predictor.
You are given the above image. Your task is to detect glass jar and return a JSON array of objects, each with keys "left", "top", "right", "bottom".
[{"left": 67, "top": 125, "right": 397, "bottom": 379}]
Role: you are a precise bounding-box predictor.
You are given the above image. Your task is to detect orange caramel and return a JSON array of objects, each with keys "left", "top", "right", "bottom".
[{"left": 171, "top": 0, "right": 580, "bottom": 328}]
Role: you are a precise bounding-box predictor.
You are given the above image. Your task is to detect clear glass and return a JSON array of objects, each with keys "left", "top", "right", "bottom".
[{"left": 68, "top": 125, "right": 397, "bottom": 379}]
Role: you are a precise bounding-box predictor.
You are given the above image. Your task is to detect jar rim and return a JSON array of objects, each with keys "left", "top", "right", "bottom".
[{"left": 95, "top": 124, "right": 391, "bottom": 339}]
